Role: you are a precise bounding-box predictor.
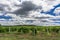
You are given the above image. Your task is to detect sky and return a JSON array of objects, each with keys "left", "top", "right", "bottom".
[{"left": 0, "top": 0, "right": 60, "bottom": 26}]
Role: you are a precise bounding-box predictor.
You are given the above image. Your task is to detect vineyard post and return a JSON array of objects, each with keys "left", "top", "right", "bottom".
[{"left": 9, "top": 26, "right": 11, "bottom": 33}]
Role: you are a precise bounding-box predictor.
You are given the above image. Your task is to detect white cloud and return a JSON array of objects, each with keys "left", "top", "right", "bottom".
[{"left": 0, "top": 0, "right": 60, "bottom": 26}]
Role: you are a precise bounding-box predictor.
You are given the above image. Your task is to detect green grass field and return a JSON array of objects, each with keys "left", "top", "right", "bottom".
[{"left": 0, "top": 25, "right": 60, "bottom": 40}]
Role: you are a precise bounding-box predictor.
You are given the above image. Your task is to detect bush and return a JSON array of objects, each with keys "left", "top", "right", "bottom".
[
  {"left": 31, "top": 27, "right": 37, "bottom": 36},
  {"left": 4, "top": 27, "right": 9, "bottom": 32},
  {"left": 18, "top": 27, "right": 29, "bottom": 34},
  {"left": 10, "top": 27, "right": 17, "bottom": 32},
  {"left": 51, "top": 27, "right": 60, "bottom": 33}
]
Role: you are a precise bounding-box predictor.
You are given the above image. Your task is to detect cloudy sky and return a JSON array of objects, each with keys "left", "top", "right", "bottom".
[{"left": 0, "top": 0, "right": 60, "bottom": 26}]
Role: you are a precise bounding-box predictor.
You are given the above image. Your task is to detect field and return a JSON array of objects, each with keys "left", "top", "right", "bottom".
[{"left": 0, "top": 25, "right": 60, "bottom": 40}]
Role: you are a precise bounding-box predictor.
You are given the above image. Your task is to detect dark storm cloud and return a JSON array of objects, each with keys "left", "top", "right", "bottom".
[
  {"left": 14, "top": 1, "right": 42, "bottom": 16},
  {"left": 0, "top": 5, "right": 4, "bottom": 11},
  {"left": 35, "top": 17, "right": 51, "bottom": 19},
  {"left": 41, "top": 20, "right": 49, "bottom": 22},
  {"left": 0, "top": 4, "right": 8, "bottom": 11},
  {"left": 0, "top": 7, "right": 3, "bottom": 11}
]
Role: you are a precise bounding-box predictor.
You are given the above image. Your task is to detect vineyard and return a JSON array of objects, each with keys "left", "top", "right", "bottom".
[
  {"left": 0, "top": 25, "right": 60, "bottom": 35},
  {"left": 0, "top": 25, "right": 60, "bottom": 40}
]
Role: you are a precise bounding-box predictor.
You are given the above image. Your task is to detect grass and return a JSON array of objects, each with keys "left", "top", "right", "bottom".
[{"left": 0, "top": 33, "right": 60, "bottom": 40}]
